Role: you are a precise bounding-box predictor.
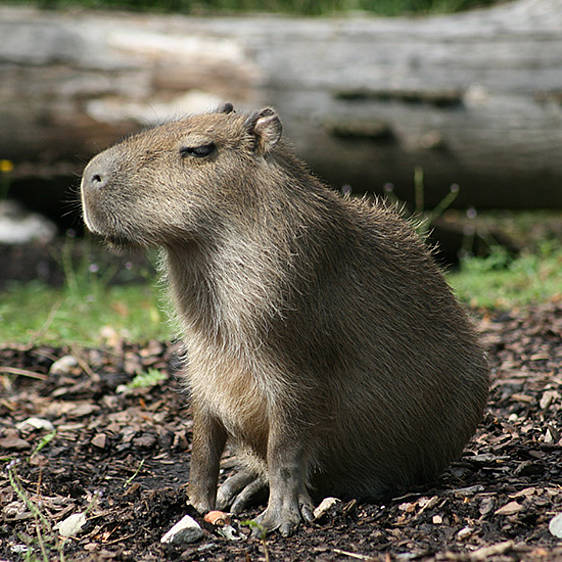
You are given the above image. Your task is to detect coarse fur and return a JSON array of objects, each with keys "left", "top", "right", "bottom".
[{"left": 80, "top": 105, "right": 489, "bottom": 535}]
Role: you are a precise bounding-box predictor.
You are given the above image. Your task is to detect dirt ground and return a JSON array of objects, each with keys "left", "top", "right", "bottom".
[{"left": 1, "top": 300, "right": 561, "bottom": 561}]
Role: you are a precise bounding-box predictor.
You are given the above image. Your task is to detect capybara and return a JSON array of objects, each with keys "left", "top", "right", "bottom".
[{"left": 81, "top": 103, "right": 489, "bottom": 535}]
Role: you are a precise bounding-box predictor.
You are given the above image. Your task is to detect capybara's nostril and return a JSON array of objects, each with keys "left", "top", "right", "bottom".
[{"left": 91, "top": 173, "right": 104, "bottom": 187}]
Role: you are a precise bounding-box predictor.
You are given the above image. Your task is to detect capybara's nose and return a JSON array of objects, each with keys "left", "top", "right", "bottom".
[{"left": 82, "top": 147, "right": 120, "bottom": 192}]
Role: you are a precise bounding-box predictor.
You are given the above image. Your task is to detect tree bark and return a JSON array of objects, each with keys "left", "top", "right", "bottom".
[{"left": 1, "top": 0, "right": 560, "bottom": 209}]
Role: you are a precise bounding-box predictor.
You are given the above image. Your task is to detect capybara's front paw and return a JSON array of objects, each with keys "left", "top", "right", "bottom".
[
  {"left": 187, "top": 486, "right": 214, "bottom": 514},
  {"left": 253, "top": 493, "right": 315, "bottom": 537}
]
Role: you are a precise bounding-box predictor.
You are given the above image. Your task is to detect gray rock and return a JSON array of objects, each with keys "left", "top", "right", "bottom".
[
  {"left": 0, "top": 201, "right": 56, "bottom": 245},
  {"left": 160, "top": 514, "right": 203, "bottom": 545}
]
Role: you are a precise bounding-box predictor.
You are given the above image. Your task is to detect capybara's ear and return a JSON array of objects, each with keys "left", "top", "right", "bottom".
[
  {"left": 245, "top": 107, "right": 282, "bottom": 154},
  {"left": 216, "top": 102, "right": 234, "bottom": 114}
]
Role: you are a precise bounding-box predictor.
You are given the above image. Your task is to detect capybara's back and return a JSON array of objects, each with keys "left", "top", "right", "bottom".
[
  {"left": 80, "top": 104, "right": 489, "bottom": 535},
  {"left": 300, "top": 198, "right": 488, "bottom": 499}
]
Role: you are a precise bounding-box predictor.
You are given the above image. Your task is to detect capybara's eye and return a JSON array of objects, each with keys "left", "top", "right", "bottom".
[{"left": 180, "top": 143, "right": 216, "bottom": 158}]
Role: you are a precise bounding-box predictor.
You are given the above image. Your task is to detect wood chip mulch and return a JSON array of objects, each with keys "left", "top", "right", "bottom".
[{"left": 1, "top": 300, "right": 561, "bottom": 561}]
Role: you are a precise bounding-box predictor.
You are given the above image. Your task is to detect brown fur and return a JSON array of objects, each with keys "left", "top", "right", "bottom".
[{"left": 81, "top": 105, "right": 489, "bottom": 535}]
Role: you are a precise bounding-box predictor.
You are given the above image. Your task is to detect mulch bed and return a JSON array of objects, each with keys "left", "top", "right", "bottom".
[{"left": 1, "top": 301, "right": 561, "bottom": 561}]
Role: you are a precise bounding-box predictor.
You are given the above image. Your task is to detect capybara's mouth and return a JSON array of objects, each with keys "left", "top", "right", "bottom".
[
  {"left": 81, "top": 195, "right": 130, "bottom": 247},
  {"left": 82, "top": 209, "right": 135, "bottom": 250},
  {"left": 103, "top": 233, "right": 139, "bottom": 252}
]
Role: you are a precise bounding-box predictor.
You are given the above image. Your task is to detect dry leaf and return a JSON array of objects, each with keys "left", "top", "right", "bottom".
[{"left": 494, "top": 501, "right": 523, "bottom": 516}]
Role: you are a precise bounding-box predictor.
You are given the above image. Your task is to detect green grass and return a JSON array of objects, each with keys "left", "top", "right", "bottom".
[
  {"left": 127, "top": 368, "right": 168, "bottom": 388},
  {"left": 1, "top": 243, "right": 560, "bottom": 346},
  {"left": 0, "top": 233, "right": 172, "bottom": 346},
  {"left": 0, "top": 280, "right": 171, "bottom": 346},
  {"left": 7, "top": 0, "right": 501, "bottom": 16},
  {"left": 448, "top": 242, "right": 562, "bottom": 309}
]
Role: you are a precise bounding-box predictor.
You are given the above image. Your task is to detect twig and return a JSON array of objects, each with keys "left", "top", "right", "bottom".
[
  {"left": 469, "top": 540, "right": 514, "bottom": 561},
  {"left": 333, "top": 548, "right": 377, "bottom": 561},
  {"left": 0, "top": 366, "right": 48, "bottom": 380},
  {"left": 71, "top": 346, "right": 100, "bottom": 382},
  {"left": 103, "top": 532, "right": 137, "bottom": 545},
  {"left": 444, "top": 540, "right": 515, "bottom": 561}
]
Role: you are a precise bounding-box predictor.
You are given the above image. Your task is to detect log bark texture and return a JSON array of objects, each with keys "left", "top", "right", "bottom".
[{"left": 1, "top": 0, "right": 561, "bottom": 209}]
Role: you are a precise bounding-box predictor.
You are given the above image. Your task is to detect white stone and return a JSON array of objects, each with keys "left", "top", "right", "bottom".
[
  {"left": 16, "top": 417, "right": 55, "bottom": 432},
  {"left": 55, "top": 512, "right": 87, "bottom": 537},
  {"left": 160, "top": 514, "right": 203, "bottom": 545},
  {"left": 49, "top": 355, "right": 78, "bottom": 375},
  {"left": 457, "top": 526, "right": 473, "bottom": 540},
  {"left": 216, "top": 524, "right": 243, "bottom": 541},
  {"left": 10, "top": 544, "right": 29, "bottom": 554},
  {"left": 313, "top": 497, "right": 341, "bottom": 519},
  {"left": 549, "top": 513, "right": 562, "bottom": 538}
]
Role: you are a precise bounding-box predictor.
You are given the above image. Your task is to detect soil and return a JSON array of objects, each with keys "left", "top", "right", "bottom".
[{"left": 1, "top": 300, "right": 561, "bottom": 561}]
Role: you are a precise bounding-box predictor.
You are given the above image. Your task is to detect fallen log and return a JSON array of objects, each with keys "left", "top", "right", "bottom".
[{"left": 0, "top": 0, "right": 561, "bottom": 209}]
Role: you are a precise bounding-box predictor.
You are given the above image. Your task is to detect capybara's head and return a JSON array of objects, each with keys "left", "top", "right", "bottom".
[{"left": 80, "top": 104, "right": 282, "bottom": 247}]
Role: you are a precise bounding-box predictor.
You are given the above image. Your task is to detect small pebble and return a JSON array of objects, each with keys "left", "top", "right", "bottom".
[
  {"left": 91, "top": 433, "right": 107, "bottom": 449},
  {"left": 314, "top": 497, "right": 341, "bottom": 520},
  {"left": 55, "top": 512, "right": 87, "bottom": 537},
  {"left": 49, "top": 355, "right": 78, "bottom": 375},
  {"left": 549, "top": 513, "right": 562, "bottom": 538},
  {"left": 0, "top": 435, "right": 30, "bottom": 450},
  {"left": 494, "top": 501, "right": 523, "bottom": 516},
  {"left": 457, "top": 526, "right": 473, "bottom": 540},
  {"left": 216, "top": 524, "right": 243, "bottom": 541},
  {"left": 540, "top": 390, "right": 559, "bottom": 410},
  {"left": 161, "top": 514, "right": 203, "bottom": 545},
  {"left": 16, "top": 417, "right": 55, "bottom": 432},
  {"left": 479, "top": 496, "right": 495, "bottom": 516}
]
